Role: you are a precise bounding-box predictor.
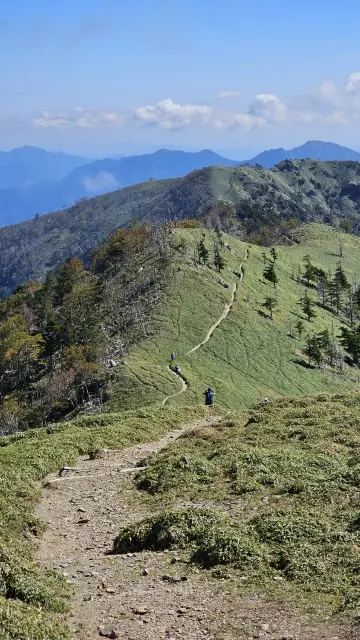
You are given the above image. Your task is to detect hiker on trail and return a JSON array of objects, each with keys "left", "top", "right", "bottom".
[
  {"left": 204, "top": 387, "right": 214, "bottom": 406},
  {"left": 170, "top": 351, "right": 176, "bottom": 362},
  {"left": 175, "top": 365, "right": 181, "bottom": 375}
]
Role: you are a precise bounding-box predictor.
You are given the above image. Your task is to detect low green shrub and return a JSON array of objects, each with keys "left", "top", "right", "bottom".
[
  {"left": 135, "top": 453, "right": 217, "bottom": 494},
  {"left": 112, "top": 507, "right": 228, "bottom": 553}
]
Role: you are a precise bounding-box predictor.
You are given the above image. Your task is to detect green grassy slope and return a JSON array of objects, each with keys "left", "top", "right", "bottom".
[
  {"left": 122, "top": 392, "right": 360, "bottom": 618},
  {"left": 108, "top": 224, "right": 360, "bottom": 411},
  {"left": 2, "top": 159, "right": 360, "bottom": 296},
  {"left": 0, "top": 404, "right": 211, "bottom": 640}
]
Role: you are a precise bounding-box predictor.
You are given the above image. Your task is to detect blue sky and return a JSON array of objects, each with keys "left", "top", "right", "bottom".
[{"left": 2, "top": 0, "right": 360, "bottom": 157}]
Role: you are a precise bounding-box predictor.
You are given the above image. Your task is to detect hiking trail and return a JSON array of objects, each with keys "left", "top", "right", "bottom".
[
  {"left": 36, "top": 244, "right": 356, "bottom": 640},
  {"left": 162, "top": 248, "right": 248, "bottom": 405},
  {"left": 36, "top": 412, "right": 355, "bottom": 640},
  {"left": 161, "top": 366, "right": 187, "bottom": 406}
]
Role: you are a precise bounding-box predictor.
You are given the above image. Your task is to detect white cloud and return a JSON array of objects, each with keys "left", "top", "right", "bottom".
[
  {"left": 33, "top": 107, "right": 126, "bottom": 129},
  {"left": 248, "top": 93, "right": 287, "bottom": 124},
  {"left": 218, "top": 93, "right": 287, "bottom": 131},
  {"left": 82, "top": 171, "right": 119, "bottom": 193},
  {"left": 216, "top": 90, "right": 242, "bottom": 99},
  {"left": 133, "top": 98, "right": 212, "bottom": 130},
  {"left": 289, "top": 71, "right": 360, "bottom": 125},
  {"left": 23, "top": 71, "right": 360, "bottom": 136},
  {"left": 220, "top": 72, "right": 360, "bottom": 131},
  {"left": 345, "top": 72, "right": 360, "bottom": 93}
]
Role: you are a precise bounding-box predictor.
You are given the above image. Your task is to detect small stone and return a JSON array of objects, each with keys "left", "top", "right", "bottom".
[
  {"left": 84, "top": 595, "right": 92, "bottom": 601},
  {"left": 77, "top": 507, "right": 87, "bottom": 513},
  {"left": 142, "top": 568, "right": 149, "bottom": 576},
  {"left": 77, "top": 518, "right": 90, "bottom": 524},
  {"left": 177, "top": 608, "right": 187, "bottom": 615},
  {"left": 260, "top": 623, "right": 270, "bottom": 633},
  {"left": 98, "top": 626, "right": 118, "bottom": 639},
  {"left": 105, "top": 588, "right": 116, "bottom": 594},
  {"left": 132, "top": 606, "right": 149, "bottom": 615},
  {"left": 170, "top": 557, "right": 177, "bottom": 565},
  {"left": 162, "top": 574, "right": 181, "bottom": 583}
]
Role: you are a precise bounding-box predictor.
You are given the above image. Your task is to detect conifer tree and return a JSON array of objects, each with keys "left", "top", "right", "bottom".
[
  {"left": 295, "top": 318, "right": 305, "bottom": 339},
  {"left": 197, "top": 239, "right": 209, "bottom": 265},
  {"left": 270, "top": 247, "right": 278, "bottom": 262},
  {"left": 264, "top": 262, "right": 278, "bottom": 290},
  {"left": 334, "top": 262, "right": 350, "bottom": 290},
  {"left": 213, "top": 245, "right": 226, "bottom": 273},
  {"left": 263, "top": 296, "right": 277, "bottom": 319},
  {"left": 302, "top": 291, "right": 316, "bottom": 321},
  {"left": 332, "top": 262, "right": 350, "bottom": 313},
  {"left": 302, "top": 255, "right": 317, "bottom": 286},
  {"left": 339, "top": 325, "right": 360, "bottom": 365},
  {"left": 306, "top": 335, "right": 323, "bottom": 367}
]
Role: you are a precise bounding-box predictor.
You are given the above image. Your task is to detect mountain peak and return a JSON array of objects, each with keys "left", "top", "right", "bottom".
[{"left": 246, "top": 140, "right": 360, "bottom": 168}]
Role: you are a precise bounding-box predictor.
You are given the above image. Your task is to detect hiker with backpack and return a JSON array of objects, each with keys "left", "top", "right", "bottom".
[{"left": 204, "top": 387, "right": 214, "bottom": 406}]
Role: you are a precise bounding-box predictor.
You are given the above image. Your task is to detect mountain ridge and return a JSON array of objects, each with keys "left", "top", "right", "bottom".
[
  {"left": 2, "top": 158, "right": 360, "bottom": 296},
  {"left": 2, "top": 141, "right": 360, "bottom": 226},
  {"left": 0, "top": 148, "right": 238, "bottom": 226}
]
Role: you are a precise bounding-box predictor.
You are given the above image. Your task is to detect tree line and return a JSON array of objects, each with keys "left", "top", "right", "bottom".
[{"left": 0, "top": 224, "right": 171, "bottom": 435}]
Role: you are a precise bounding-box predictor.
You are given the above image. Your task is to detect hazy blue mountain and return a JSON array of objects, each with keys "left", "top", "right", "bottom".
[
  {"left": 0, "top": 149, "right": 237, "bottom": 226},
  {"left": 0, "top": 161, "right": 42, "bottom": 189},
  {"left": 2, "top": 142, "right": 360, "bottom": 227},
  {"left": 242, "top": 140, "right": 360, "bottom": 168},
  {"left": 62, "top": 148, "right": 238, "bottom": 195},
  {"left": 0, "top": 146, "right": 91, "bottom": 181}
]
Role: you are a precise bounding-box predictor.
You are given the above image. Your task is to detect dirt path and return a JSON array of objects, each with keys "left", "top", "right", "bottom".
[
  {"left": 186, "top": 248, "right": 248, "bottom": 355},
  {"left": 37, "top": 414, "right": 357, "bottom": 640},
  {"left": 161, "top": 248, "right": 249, "bottom": 405},
  {"left": 161, "top": 366, "right": 187, "bottom": 406},
  {"left": 186, "top": 282, "right": 236, "bottom": 356}
]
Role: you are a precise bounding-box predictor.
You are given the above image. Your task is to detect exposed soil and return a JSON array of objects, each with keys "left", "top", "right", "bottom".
[{"left": 36, "top": 415, "right": 359, "bottom": 640}]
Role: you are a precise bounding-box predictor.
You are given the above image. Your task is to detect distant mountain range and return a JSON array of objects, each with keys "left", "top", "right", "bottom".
[
  {"left": 1, "top": 141, "right": 360, "bottom": 226},
  {"left": 0, "top": 146, "right": 90, "bottom": 185},
  {"left": 242, "top": 140, "right": 360, "bottom": 169},
  {"left": 0, "top": 149, "right": 237, "bottom": 226}
]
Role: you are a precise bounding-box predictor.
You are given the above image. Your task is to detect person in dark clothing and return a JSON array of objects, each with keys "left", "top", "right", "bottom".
[
  {"left": 175, "top": 365, "right": 181, "bottom": 374},
  {"left": 204, "top": 387, "right": 214, "bottom": 406},
  {"left": 170, "top": 352, "right": 176, "bottom": 362}
]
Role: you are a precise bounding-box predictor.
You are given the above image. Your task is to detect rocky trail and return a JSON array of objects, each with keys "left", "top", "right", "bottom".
[{"left": 37, "top": 414, "right": 357, "bottom": 640}]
